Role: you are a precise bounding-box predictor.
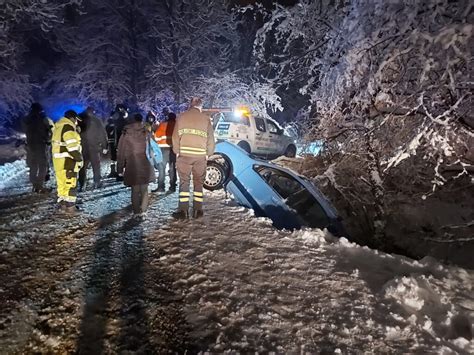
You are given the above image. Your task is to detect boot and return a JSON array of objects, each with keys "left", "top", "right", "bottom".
[
  {"left": 172, "top": 210, "right": 189, "bottom": 220},
  {"left": 193, "top": 210, "right": 204, "bottom": 219},
  {"left": 37, "top": 186, "right": 52, "bottom": 194},
  {"left": 93, "top": 181, "right": 103, "bottom": 189},
  {"left": 57, "top": 201, "right": 79, "bottom": 214},
  {"left": 107, "top": 163, "right": 118, "bottom": 178},
  {"left": 152, "top": 185, "right": 165, "bottom": 193}
]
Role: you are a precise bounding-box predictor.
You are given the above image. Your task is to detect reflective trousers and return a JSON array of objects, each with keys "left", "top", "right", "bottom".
[
  {"left": 176, "top": 156, "right": 206, "bottom": 212},
  {"left": 53, "top": 160, "right": 78, "bottom": 203},
  {"left": 157, "top": 147, "right": 176, "bottom": 189}
]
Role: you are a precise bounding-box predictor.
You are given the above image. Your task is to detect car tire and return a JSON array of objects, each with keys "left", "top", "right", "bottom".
[
  {"left": 204, "top": 161, "right": 227, "bottom": 191},
  {"left": 237, "top": 141, "right": 251, "bottom": 153},
  {"left": 284, "top": 144, "right": 296, "bottom": 158}
]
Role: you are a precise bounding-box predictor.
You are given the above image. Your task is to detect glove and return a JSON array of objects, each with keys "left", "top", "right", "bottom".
[
  {"left": 116, "top": 174, "right": 124, "bottom": 182},
  {"left": 66, "top": 170, "right": 76, "bottom": 179},
  {"left": 102, "top": 149, "right": 108, "bottom": 155}
]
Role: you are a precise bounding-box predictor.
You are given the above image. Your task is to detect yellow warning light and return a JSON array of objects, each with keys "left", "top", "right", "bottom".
[{"left": 233, "top": 106, "right": 250, "bottom": 118}]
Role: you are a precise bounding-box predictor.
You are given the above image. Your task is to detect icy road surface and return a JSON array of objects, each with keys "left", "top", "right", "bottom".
[{"left": 0, "top": 167, "right": 473, "bottom": 353}]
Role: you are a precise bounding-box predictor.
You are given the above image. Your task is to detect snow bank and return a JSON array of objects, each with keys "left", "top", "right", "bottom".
[
  {"left": 0, "top": 159, "right": 27, "bottom": 190},
  {"left": 291, "top": 228, "right": 474, "bottom": 352}
]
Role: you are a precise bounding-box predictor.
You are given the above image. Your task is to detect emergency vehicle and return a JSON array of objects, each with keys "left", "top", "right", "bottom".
[{"left": 204, "top": 107, "right": 296, "bottom": 157}]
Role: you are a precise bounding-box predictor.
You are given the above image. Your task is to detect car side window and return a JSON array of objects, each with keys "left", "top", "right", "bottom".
[
  {"left": 255, "top": 166, "right": 330, "bottom": 228},
  {"left": 254, "top": 117, "right": 266, "bottom": 132},
  {"left": 266, "top": 120, "right": 280, "bottom": 135}
]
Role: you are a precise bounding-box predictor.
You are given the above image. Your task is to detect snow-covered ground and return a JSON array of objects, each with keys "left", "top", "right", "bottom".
[{"left": 0, "top": 160, "right": 473, "bottom": 353}]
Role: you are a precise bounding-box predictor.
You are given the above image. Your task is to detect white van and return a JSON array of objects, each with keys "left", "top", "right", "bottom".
[{"left": 206, "top": 108, "right": 296, "bottom": 157}]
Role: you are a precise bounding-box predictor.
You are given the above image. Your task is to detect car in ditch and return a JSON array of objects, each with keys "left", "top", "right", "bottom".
[
  {"left": 204, "top": 107, "right": 297, "bottom": 158},
  {"left": 204, "top": 141, "right": 348, "bottom": 236}
]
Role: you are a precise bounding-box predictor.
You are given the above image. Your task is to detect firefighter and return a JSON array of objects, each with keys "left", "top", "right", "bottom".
[
  {"left": 78, "top": 107, "right": 108, "bottom": 190},
  {"left": 105, "top": 104, "right": 128, "bottom": 177},
  {"left": 153, "top": 111, "right": 177, "bottom": 192},
  {"left": 52, "top": 110, "right": 83, "bottom": 212},
  {"left": 21, "top": 103, "right": 51, "bottom": 193},
  {"left": 172, "top": 97, "right": 215, "bottom": 219}
]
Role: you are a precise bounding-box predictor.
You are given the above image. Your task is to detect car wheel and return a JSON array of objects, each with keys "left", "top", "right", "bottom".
[
  {"left": 284, "top": 144, "right": 296, "bottom": 158},
  {"left": 237, "top": 141, "right": 251, "bottom": 153},
  {"left": 204, "top": 161, "right": 227, "bottom": 191}
]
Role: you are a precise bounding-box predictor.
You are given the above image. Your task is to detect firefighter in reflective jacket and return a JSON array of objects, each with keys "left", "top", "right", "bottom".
[
  {"left": 172, "top": 97, "right": 215, "bottom": 219},
  {"left": 52, "top": 110, "right": 83, "bottom": 212}
]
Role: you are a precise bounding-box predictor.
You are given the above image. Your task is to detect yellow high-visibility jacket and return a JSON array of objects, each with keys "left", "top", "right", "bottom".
[{"left": 52, "top": 117, "right": 83, "bottom": 171}]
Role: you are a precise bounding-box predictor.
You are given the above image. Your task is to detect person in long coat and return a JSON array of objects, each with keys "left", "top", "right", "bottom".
[
  {"left": 21, "top": 103, "right": 52, "bottom": 193},
  {"left": 78, "top": 107, "right": 108, "bottom": 190},
  {"left": 117, "top": 113, "right": 155, "bottom": 216}
]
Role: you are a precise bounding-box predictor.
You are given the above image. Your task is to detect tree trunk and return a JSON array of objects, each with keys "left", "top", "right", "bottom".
[{"left": 366, "top": 131, "right": 387, "bottom": 247}]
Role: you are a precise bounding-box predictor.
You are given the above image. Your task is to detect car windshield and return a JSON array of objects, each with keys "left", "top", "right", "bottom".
[
  {"left": 255, "top": 166, "right": 330, "bottom": 228},
  {"left": 213, "top": 112, "right": 250, "bottom": 126}
]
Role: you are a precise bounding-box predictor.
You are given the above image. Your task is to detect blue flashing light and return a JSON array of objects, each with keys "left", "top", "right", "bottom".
[{"left": 46, "top": 102, "right": 86, "bottom": 122}]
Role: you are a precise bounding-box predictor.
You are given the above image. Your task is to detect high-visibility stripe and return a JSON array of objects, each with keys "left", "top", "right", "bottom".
[
  {"left": 157, "top": 136, "right": 170, "bottom": 140},
  {"left": 193, "top": 191, "right": 203, "bottom": 197},
  {"left": 180, "top": 150, "right": 206, "bottom": 156},
  {"left": 181, "top": 146, "right": 206, "bottom": 152},
  {"left": 58, "top": 195, "right": 76, "bottom": 203},
  {"left": 178, "top": 128, "right": 207, "bottom": 137},
  {"left": 53, "top": 152, "right": 72, "bottom": 158},
  {"left": 179, "top": 191, "right": 190, "bottom": 196},
  {"left": 179, "top": 198, "right": 189, "bottom": 202},
  {"left": 194, "top": 197, "right": 203, "bottom": 202},
  {"left": 68, "top": 146, "right": 81, "bottom": 152},
  {"left": 158, "top": 144, "right": 171, "bottom": 147},
  {"left": 52, "top": 141, "right": 67, "bottom": 146},
  {"left": 65, "top": 139, "right": 78, "bottom": 144}
]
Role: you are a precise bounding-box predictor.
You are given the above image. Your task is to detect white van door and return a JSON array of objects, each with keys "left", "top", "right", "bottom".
[
  {"left": 266, "top": 119, "right": 285, "bottom": 155},
  {"left": 252, "top": 116, "right": 271, "bottom": 154}
]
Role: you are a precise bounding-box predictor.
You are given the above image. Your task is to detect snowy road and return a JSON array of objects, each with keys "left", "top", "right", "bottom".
[{"left": 0, "top": 168, "right": 473, "bottom": 353}]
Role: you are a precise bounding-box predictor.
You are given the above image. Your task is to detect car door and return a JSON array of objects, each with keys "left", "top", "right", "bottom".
[{"left": 254, "top": 165, "right": 331, "bottom": 230}]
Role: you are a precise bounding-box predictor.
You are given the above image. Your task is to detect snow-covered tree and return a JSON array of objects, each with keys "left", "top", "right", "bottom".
[
  {"left": 255, "top": 0, "right": 473, "bottom": 246},
  {"left": 192, "top": 71, "right": 282, "bottom": 117},
  {"left": 52, "top": 0, "right": 154, "bottom": 113},
  {"left": 0, "top": 0, "right": 81, "bottom": 124},
  {"left": 146, "top": 0, "right": 240, "bottom": 104}
]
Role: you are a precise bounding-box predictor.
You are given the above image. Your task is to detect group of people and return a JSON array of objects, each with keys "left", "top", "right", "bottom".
[{"left": 21, "top": 97, "right": 215, "bottom": 219}]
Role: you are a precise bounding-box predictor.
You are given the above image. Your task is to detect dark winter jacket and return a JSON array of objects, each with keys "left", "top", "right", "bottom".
[
  {"left": 107, "top": 112, "right": 128, "bottom": 146},
  {"left": 117, "top": 121, "right": 155, "bottom": 186},
  {"left": 79, "top": 113, "right": 108, "bottom": 155},
  {"left": 21, "top": 112, "right": 51, "bottom": 147}
]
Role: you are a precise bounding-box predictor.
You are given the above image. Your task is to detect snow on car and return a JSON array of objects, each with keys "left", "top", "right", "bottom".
[
  {"left": 204, "top": 141, "right": 347, "bottom": 236},
  {"left": 205, "top": 107, "right": 297, "bottom": 158}
]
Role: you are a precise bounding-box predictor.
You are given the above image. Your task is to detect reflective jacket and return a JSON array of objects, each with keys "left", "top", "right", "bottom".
[
  {"left": 52, "top": 117, "right": 83, "bottom": 171},
  {"left": 154, "top": 120, "right": 175, "bottom": 148},
  {"left": 172, "top": 108, "right": 215, "bottom": 157}
]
